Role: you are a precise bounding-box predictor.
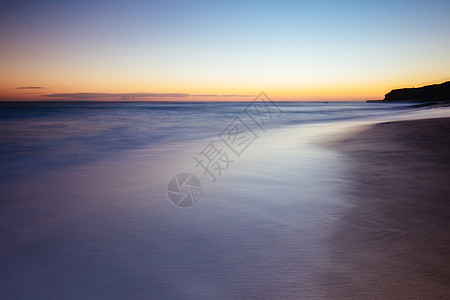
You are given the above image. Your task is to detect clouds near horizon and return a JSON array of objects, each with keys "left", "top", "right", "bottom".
[
  {"left": 42, "top": 92, "right": 253, "bottom": 101},
  {"left": 15, "top": 87, "right": 44, "bottom": 90}
]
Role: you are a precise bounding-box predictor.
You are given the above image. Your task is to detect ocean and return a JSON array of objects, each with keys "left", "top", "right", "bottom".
[
  {"left": 0, "top": 100, "right": 443, "bottom": 299},
  {"left": 0, "top": 101, "right": 415, "bottom": 182}
]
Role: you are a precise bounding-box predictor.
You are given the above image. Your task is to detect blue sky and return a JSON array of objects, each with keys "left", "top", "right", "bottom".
[{"left": 1, "top": 0, "right": 449, "bottom": 100}]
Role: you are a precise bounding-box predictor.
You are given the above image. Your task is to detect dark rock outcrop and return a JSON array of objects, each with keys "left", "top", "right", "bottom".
[{"left": 382, "top": 81, "right": 450, "bottom": 102}]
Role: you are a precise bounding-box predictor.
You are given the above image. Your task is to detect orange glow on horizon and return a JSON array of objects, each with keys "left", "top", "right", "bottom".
[{"left": 1, "top": 79, "right": 449, "bottom": 102}]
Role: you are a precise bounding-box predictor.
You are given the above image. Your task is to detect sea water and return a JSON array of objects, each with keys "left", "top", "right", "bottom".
[{"left": 0, "top": 101, "right": 437, "bottom": 299}]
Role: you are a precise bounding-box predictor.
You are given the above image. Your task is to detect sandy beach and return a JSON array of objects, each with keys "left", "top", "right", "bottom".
[
  {"left": 2, "top": 0, "right": 450, "bottom": 298},
  {"left": 324, "top": 117, "right": 450, "bottom": 299},
  {"left": 1, "top": 104, "right": 450, "bottom": 299}
]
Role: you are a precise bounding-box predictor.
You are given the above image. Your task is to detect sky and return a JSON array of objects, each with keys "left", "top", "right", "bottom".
[{"left": 0, "top": 0, "right": 449, "bottom": 101}]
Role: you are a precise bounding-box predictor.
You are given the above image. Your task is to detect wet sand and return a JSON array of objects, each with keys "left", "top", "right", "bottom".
[
  {"left": 2, "top": 113, "right": 450, "bottom": 299},
  {"left": 324, "top": 118, "right": 450, "bottom": 299}
]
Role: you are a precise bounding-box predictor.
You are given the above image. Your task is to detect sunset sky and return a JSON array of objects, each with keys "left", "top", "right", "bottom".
[{"left": 0, "top": 0, "right": 449, "bottom": 101}]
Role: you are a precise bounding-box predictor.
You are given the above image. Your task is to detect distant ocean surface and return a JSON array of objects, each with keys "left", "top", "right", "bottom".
[
  {"left": 0, "top": 101, "right": 415, "bottom": 182},
  {"left": 0, "top": 100, "right": 443, "bottom": 299}
]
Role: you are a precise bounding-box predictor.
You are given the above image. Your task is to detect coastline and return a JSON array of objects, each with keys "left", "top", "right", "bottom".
[
  {"left": 324, "top": 117, "right": 450, "bottom": 298},
  {"left": 2, "top": 104, "right": 450, "bottom": 298}
]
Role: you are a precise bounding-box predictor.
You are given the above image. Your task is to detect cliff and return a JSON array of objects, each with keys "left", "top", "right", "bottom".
[{"left": 382, "top": 81, "right": 450, "bottom": 102}]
